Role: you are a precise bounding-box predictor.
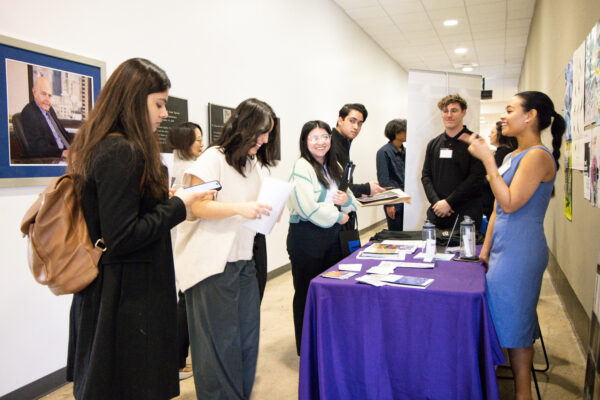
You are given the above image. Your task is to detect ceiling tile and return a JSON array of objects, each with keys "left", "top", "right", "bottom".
[
  {"left": 379, "top": 0, "right": 425, "bottom": 14},
  {"left": 422, "top": 0, "right": 464, "bottom": 10}
]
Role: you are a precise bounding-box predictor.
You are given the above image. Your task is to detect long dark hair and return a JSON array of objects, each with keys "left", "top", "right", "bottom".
[
  {"left": 299, "top": 120, "right": 342, "bottom": 188},
  {"left": 516, "top": 91, "right": 566, "bottom": 169},
  {"left": 495, "top": 121, "right": 517, "bottom": 149},
  {"left": 211, "top": 98, "right": 279, "bottom": 176},
  {"left": 68, "top": 58, "right": 171, "bottom": 199},
  {"left": 167, "top": 122, "right": 202, "bottom": 160}
]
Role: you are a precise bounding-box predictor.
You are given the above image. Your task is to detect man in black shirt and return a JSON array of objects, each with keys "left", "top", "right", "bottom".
[
  {"left": 331, "top": 103, "right": 384, "bottom": 197},
  {"left": 421, "top": 94, "right": 484, "bottom": 229}
]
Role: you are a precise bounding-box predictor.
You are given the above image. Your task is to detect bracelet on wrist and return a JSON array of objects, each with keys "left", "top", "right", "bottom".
[{"left": 486, "top": 172, "right": 501, "bottom": 182}]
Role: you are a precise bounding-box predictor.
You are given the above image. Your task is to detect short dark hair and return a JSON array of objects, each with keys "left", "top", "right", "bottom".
[
  {"left": 299, "top": 120, "right": 342, "bottom": 188},
  {"left": 338, "top": 103, "right": 368, "bottom": 122},
  {"left": 384, "top": 119, "right": 407, "bottom": 141},
  {"left": 437, "top": 94, "right": 467, "bottom": 111},
  {"left": 494, "top": 121, "right": 517, "bottom": 149},
  {"left": 166, "top": 122, "right": 202, "bottom": 160}
]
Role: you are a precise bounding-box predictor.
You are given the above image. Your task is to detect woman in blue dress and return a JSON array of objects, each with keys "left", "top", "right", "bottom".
[{"left": 464, "top": 91, "right": 565, "bottom": 400}]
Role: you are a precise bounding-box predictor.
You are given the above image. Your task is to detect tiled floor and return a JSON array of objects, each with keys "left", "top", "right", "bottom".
[{"left": 42, "top": 222, "right": 586, "bottom": 399}]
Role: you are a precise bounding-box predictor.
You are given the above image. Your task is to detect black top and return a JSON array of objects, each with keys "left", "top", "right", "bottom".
[
  {"left": 330, "top": 127, "right": 370, "bottom": 197},
  {"left": 421, "top": 126, "right": 485, "bottom": 228},
  {"left": 481, "top": 146, "right": 514, "bottom": 217},
  {"left": 67, "top": 136, "right": 186, "bottom": 399},
  {"left": 376, "top": 141, "right": 405, "bottom": 190}
]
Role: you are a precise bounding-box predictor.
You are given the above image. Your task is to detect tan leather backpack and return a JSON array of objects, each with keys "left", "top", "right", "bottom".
[{"left": 20, "top": 174, "right": 105, "bottom": 295}]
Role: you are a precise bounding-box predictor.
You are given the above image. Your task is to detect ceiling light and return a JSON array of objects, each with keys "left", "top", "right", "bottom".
[
  {"left": 455, "top": 47, "right": 468, "bottom": 54},
  {"left": 462, "top": 66, "right": 473, "bottom": 72},
  {"left": 443, "top": 19, "right": 458, "bottom": 26}
]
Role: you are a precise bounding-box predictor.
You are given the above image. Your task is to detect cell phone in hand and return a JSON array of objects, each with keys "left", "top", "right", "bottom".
[{"left": 184, "top": 180, "right": 222, "bottom": 192}]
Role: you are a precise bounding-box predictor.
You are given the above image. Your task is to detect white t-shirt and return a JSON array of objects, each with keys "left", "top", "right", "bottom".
[{"left": 173, "top": 146, "right": 262, "bottom": 292}]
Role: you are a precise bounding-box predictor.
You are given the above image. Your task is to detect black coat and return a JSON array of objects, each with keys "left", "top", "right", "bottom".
[
  {"left": 66, "top": 136, "right": 186, "bottom": 399},
  {"left": 20, "top": 102, "right": 74, "bottom": 158},
  {"left": 330, "top": 128, "right": 370, "bottom": 197}
]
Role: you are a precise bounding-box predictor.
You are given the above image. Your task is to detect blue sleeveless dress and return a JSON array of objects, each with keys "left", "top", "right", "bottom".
[{"left": 486, "top": 146, "right": 555, "bottom": 348}]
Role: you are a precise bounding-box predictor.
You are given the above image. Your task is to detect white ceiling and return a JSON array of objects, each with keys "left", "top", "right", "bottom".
[{"left": 333, "top": 0, "right": 536, "bottom": 133}]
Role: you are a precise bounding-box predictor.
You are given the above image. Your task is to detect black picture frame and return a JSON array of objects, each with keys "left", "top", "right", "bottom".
[{"left": 0, "top": 34, "right": 105, "bottom": 186}]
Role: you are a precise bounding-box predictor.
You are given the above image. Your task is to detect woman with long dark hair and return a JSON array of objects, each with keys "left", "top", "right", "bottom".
[
  {"left": 66, "top": 58, "right": 214, "bottom": 399},
  {"left": 465, "top": 91, "right": 565, "bottom": 400},
  {"left": 287, "top": 120, "right": 357, "bottom": 355},
  {"left": 174, "top": 98, "right": 279, "bottom": 399}
]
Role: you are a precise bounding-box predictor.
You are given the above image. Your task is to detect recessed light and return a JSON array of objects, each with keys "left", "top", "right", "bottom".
[
  {"left": 443, "top": 19, "right": 458, "bottom": 26},
  {"left": 455, "top": 47, "right": 468, "bottom": 54},
  {"left": 462, "top": 66, "right": 473, "bottom": 72}
]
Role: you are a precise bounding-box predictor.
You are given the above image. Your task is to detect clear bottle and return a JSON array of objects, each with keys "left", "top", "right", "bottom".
[
  {"left": 422, "top": 219, "right": 436, "bottom": 260},
  {"left": 460, "top": 216, "right": 476, "bottom": 259}
]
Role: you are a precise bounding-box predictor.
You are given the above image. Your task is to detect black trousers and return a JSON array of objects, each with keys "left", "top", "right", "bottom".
[
  {"left": 253, "top": 233, "right": 267, "bottom": 302},
  {"left": 176, "top": 291, "right": 189, "bottom": 369},
  {"left": 287, "top": 221, "right": 343, "bottom": 355}
]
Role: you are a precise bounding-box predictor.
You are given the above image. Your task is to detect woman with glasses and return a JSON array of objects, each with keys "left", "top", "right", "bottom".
[{"left": 286, "top": 120, "right": 357, "bottom": 355}]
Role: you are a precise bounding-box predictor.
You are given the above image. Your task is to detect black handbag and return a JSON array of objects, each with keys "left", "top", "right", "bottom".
[{"left": 339, "top": 211, "right": 361, "bottom": 257}]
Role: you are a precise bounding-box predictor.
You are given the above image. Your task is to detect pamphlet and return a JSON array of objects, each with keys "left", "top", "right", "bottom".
[
  {"left": 356, "top": 273, "right": 434, "bottom": 289},
  {"left": 380, "top": 274, "right": 435, "bottom": 289},
  {"left": 363, "top": 243, "right": 403, "bottom": 254},
  {"left": 356, "top": 251, "right": 406, "bottom": 261},
  {"left": 321, "top": 270, "right": 357, "bottom": 280},
  {"left": 338, "top": 263, "right": 362, "bottom": 272},
  {"left": 243, "top": 177, "right": 294, "bottom": 235}
]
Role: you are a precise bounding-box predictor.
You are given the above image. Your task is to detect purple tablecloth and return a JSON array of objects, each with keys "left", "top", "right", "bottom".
[{"left": 298, "top": 244, "right": 505, "bottom": 400}]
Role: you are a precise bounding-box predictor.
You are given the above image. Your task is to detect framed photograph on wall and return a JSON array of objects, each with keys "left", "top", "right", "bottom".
[{"left": 0, "top": 34, "right": 105, "bottom": 186}]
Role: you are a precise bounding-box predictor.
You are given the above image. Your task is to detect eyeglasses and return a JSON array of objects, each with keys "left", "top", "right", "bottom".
[{"left": 307, "top": 134, "right": 331, "bottom": 144}]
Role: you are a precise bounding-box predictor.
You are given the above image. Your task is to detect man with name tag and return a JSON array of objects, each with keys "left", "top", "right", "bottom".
[
  {"left": 421, "top": 94, "right": 485, "bottom": 229},
  {"left": 20, "top": 76, "right": 74, "bottom": 159}
]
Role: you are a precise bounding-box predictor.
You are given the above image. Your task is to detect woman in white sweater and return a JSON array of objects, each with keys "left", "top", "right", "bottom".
[{"left": 287, "top": 120, "right": 357, "bottom": 355}]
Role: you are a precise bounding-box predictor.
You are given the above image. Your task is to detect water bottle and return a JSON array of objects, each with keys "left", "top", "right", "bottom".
[
  {"left": 422, "top": 219, "right": 436, "bottom": 260},
  {"left": 460, "top": 216, "right": 476, "bottom": 259}
]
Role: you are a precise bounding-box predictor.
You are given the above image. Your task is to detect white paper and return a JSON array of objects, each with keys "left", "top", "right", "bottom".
[
  {"left": 388, "top": 261, "right": 435, "bottom": 269},
  {"left": 338, "top": 263, "right": 362, "bottom": 272},
  {"left": 366, "top": 266, "right": 396, "bottom": 274},
  {"left": 414, "top": 252, "right": 455, "bottom": 261},
  {"left": 356, "top": 251, "right": 406, "bottom": 261},
  {"left": 243, "top": 177, "right": 294, "bottom": 234}
]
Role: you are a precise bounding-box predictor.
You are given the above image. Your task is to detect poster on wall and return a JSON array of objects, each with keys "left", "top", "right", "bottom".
[
  {"left": 564, "top": 141, "right": 572, "bottom": 221},
  {"left": 573, "top": 42, "right": 586, "bottom": 143},
  {"left": 208, "top": 103, "right": 233, "bottom": 144},
  {"left": 585, "top": 139, "right": 591, "bottom": 200},
  {"left": 156, "top": 96, "right": 188, "bottom": 153},
  {"left": 565, "top": 60, "right": 573, "bottom": 142},
  {"left": 584, "top": 21, "right": 600, "bottom": 127},
  {"left": 592, "top": 127, "right": 600, "bottom": 207},
  {"left": 0, "top": 35, "right": 104, "bottom": 184}
]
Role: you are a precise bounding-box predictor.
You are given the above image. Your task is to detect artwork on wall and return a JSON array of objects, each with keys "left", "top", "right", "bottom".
[
  {"left": 564, "top": 141, "right": 572, "bottom": 221},
  {"left": 584, "top": 21, "right": 600, "bottom": 127},
  {"left": 208, "top": 103, "right": 234, "bottom": 145},
  {"left": 0, "top": 35, "right": 104, "bottom": 185}
]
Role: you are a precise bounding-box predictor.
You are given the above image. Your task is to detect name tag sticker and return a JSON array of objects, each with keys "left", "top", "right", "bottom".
[
  {"left": 498, "top": 158, "right": 511, "bottom": 175},
  {"left": 440, "top": 148, "right": 453, "bottom": 159}
]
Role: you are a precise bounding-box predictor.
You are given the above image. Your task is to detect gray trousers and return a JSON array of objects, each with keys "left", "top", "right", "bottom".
[{"left": 185, "top": 259, "right": 260, "bottom": 400}]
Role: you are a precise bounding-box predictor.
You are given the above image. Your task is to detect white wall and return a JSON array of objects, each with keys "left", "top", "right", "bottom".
[
  {"left": 0, "top": 0, "right": 408, "bottom": 395},
  {"left": 404, "top": 70, "right": 481, "bottom": 230}
]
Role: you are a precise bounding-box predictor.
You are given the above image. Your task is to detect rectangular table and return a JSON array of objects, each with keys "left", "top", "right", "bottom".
[{"left": 298, "top": 243, "right": 505, "bottom": 400}]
